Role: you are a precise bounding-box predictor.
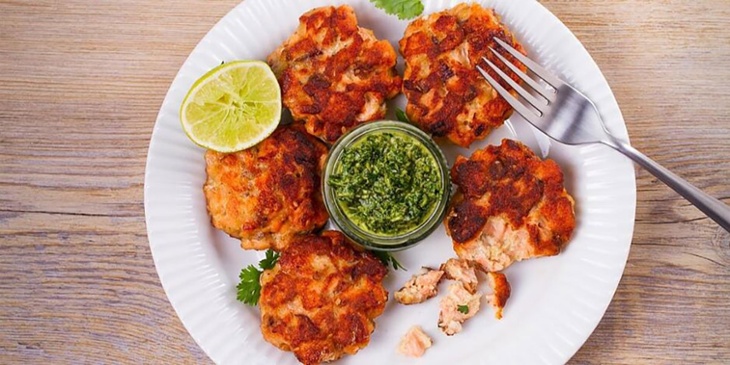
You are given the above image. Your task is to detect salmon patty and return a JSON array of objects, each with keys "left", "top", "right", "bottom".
[
  {"left": 259, "top": 231, "right": 388, "bottom": 365},
  {"left": 203, "top": 125, "right": 329, "bottom": 251},
  {"left": 445, "top": 139, "right": 576, "bottom": 272},
  {"left": 268, "top": 5, "right": 402, "bottom": 143},
  {"left": 399, "top": 3, "right": 526, "bottom": 147}
]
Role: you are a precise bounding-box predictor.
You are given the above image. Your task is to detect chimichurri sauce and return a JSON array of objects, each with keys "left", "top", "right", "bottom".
[{"left": 329, "top": 131, "right": 443, "bottom": 236}]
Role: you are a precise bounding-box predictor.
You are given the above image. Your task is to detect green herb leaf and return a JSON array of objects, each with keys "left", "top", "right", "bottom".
[
  {"left": 236, "top": 264, "right": 263, "bottom": 306},
  {"left": 236, "top": 249, "right": 280, "bottom": 306},
  {"left": 457, "top": 304, "right": 469, "bottom": 314},
  {"left": 369, "top": 0, "right": 424, "bottom": 20},
  {"left": 259, "top": 249, "right": 280, "bottom": 270},
  {"left": 395, "top": 108, "right": 411, "bottom": 124},
  {"left": 372, "top": 251, "right": 406, "bottom": 271}
]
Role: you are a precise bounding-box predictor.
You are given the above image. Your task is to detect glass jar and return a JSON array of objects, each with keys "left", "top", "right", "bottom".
[{"left": 322, "top": 120, "right": 451, "bottom": 251}]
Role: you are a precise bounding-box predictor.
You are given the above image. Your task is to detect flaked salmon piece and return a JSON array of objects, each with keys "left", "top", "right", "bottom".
[
  {"left": 394, "top": 267, "right": 444, "bottom": 305},
  {"left": 486, "top": 272, "right": 511, "bottom": 319},
  {"left": 439, "top": 258, "right": 478, "bottom": 293},
  {"left": 438, "top": 282, "right": 481, "bottom": 335},
  {"left": 397, "top": 326, "right": 432, "bottom": 358}
]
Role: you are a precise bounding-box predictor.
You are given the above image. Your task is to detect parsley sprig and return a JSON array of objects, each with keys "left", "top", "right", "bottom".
[
  {"left": 372, "top": 251, "right": 406, "bottom": 271},
  {"left": 395, "top": 108, "right": 412, "bottom": 124},
  {"left": 369, "top": 0, "right": 424, "bottom": 20},
  {"left": 236, "top": 250, "right": 280, "bottom": 306}
]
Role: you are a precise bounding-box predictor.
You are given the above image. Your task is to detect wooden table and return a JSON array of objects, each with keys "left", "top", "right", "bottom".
[{"left": 1, "top": 0, "right": 728, "bottom": 363}]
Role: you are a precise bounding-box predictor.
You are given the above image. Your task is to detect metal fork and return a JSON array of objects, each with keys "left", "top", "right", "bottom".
[{"left": 477, "top": 37, "right": 730, "bottom": 232}]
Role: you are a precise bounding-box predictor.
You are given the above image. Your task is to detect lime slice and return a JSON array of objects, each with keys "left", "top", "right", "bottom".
[{"left": 180, "top": 60, "right": 281, "bottom": 153}]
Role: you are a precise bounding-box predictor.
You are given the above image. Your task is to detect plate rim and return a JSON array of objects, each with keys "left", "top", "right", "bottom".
[{"left": 144, "top": 0, "right": 637, "bottom": 364}]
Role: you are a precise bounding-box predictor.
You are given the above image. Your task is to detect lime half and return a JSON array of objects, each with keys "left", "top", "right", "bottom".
[{"left": 180, "top": 60, "right": 281, "bottom": 153}]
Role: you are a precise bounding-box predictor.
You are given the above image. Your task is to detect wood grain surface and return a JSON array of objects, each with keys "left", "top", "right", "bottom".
[{"left": 1, "top": 0, "right": 728, "bottom": 364}]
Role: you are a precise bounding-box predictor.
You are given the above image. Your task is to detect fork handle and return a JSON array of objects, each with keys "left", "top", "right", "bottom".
[{"left": 607, "top": 139, "right": 730, "bottom": 232}]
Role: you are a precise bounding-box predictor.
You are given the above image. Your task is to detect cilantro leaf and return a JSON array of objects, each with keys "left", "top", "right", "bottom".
[
  {"left": 236, "top": 264, "right": 263, "bottom": 306},
  {"left": 259, "top": 249, "right": 280, "bottom": 270},
  {"left": 457, "top": 304, "right": 469, "bottom": 314},
  {"left": 369, "top": 0, "right": 424, "bottom": 20},
  {"left": 395, "top": 108, "right": 411, "bottom": 124},
  {"left": 236, "top": 249, "right": 280, "bottom": 306},
  {"left": 372, "top": 251, "right": 406, "bottom": 271}
]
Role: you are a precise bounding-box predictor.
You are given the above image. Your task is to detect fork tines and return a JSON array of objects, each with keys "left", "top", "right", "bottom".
[{"left": 477, "top": 38, "right": 565, "bottom": 123}]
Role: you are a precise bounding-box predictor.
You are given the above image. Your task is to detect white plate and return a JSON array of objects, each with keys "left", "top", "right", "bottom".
[{"left": 144, "top": 0, "right": 637, "bottom": 364}]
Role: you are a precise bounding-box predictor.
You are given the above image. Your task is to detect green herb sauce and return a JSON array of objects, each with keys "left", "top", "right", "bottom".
[{"left": 329, "top": 131, "right": 443, "bottom": 236}]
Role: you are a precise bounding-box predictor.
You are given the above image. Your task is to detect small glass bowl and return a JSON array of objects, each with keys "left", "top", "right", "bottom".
[{"left": 322, "top": 120, "right": 451, "bottom": 252}]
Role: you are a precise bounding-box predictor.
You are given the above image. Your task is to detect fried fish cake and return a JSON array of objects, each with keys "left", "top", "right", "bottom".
[
  {"left": 399, "top": 3, "right": 526, "bottom": 147},
  {"left": 203, "top": 125, "right": 329, "bottom": 251},
  {"left": 268, "top": 5, "right": 402, "bottom": 143},
  {"left": 259, "top": 231, "right": 388, "bottom": 365},
  {"left": 445, "top": 139, "right": 576, "bottom": 272}
]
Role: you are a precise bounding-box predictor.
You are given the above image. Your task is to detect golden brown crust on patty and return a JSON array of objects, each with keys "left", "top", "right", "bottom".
[
  {"left": 203, "top": 125, "right": 329, "bottom": 251},
  {"left": 445, "top": 139, "right": 576, "bottom": 272},
  {"left": 399, "top": 3, "right": 526, "bottom": 147},
  {"left": 486, "top": 272, "right": 511, "bottom": 319},
  {"left": 268, "top": 5, "right": 402, "bottom": 143},
  {"left": 259, "top": 231, "right": 388, "bottom": 365}
]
